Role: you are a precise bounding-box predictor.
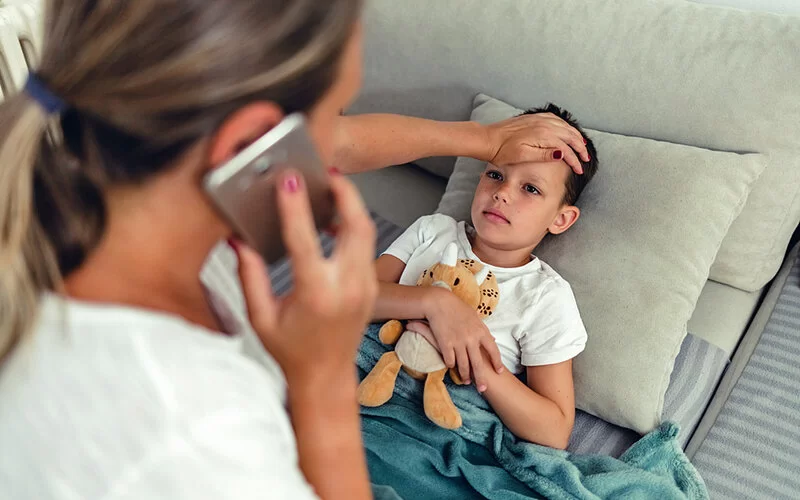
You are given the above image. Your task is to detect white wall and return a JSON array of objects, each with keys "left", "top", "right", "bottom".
[{"left": 688, "top": 0, "right": 800, "bottom": 16}]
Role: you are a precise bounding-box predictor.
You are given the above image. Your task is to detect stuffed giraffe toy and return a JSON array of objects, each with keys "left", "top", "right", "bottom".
[{"left": 357, "top": 242, "right": 500, "bottom": 429}]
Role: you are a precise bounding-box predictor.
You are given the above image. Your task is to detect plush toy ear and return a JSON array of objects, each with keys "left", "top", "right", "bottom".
[
  {"left": 474, "top": 266, "right": 490, "bottom": 285},
  {"left": 440, "top": 242, "right": 458, "bottom": 267}
]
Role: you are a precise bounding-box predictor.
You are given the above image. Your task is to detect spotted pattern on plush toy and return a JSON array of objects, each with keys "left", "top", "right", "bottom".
[
  {"left": 481, "top": 289, "right": 499, "bottom": 298},
  {"left": 459, "top": 259, "right": 477, "bottom": 269},
  {"left": 477, "top": 303, "right": 493, "bottom": 316}
]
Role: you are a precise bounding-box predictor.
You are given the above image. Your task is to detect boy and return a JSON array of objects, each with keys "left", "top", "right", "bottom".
[{"left": 371, "top": 104, "right": 599, "bottom": 449}]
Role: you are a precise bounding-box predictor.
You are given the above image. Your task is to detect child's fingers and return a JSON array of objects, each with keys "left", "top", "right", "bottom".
[
  {"left": 481, "top": 337, "right": 505, "bottom": 374},
  {"left": 455, "top": 347, "right": 471, "bottom": 385},
  {"left": 231, "top": 239, "right": 278, "bottom": 335},
  {"left": 468, "top": 344, "right": 489, "bottom": 393},
  {"left": 441, "top": 345, "right": 456, "bottom": 370}
]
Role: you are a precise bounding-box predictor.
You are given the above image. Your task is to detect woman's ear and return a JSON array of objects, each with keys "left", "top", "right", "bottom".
[
  {"left": 208, "top": 102, "right": 285, "bottom": 168},
  {"left": 548, "top": 205, "right": 580, "bottom": 235}
]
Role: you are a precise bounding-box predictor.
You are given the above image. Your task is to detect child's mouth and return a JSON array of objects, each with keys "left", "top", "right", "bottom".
[{"left": 483, "top": 209, "right": 510, "bottom": 224}]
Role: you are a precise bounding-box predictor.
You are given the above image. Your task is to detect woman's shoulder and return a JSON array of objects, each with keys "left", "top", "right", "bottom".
[
  {"left": 0, "top": 295, "right": 305, "bottom": 500},
  {"left": 25, "top": 293, "right": 287, "bottom": 413}
]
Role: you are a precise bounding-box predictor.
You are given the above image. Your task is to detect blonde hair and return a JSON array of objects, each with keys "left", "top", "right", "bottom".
[{"left": 0, "top": 0, "right": 362, "bottom": 362}]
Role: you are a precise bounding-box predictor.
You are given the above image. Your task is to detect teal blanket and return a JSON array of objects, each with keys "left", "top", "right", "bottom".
[{"left": 358, "top": 324, "right": 708, "bottom": 500}]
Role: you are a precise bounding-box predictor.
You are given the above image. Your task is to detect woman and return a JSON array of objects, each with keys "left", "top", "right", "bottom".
[{"left": 0, "top": 1, "right": 589, "bottom": 499}]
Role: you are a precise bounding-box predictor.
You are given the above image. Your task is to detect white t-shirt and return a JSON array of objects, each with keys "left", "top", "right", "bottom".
[
  {"left": 0, "top": 244, "right": 318, "bottom": 500},
  {"left": 384, "top": 214, "right": 587, "bottom": 374}
]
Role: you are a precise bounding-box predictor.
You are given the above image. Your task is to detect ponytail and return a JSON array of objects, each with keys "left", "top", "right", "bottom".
[{"left": 0, "top": 94, "right": 61, "bottom": 363}]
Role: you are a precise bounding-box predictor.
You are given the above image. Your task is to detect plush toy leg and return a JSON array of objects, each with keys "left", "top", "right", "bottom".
[
  {"left": 379, "top": 320, "right": 404, "bottom": 345},
  {"left": 424, "top": 368, "right": 462, "bottom": 429},
  {"left": 358, "top": 352, "right": 403, "bottom": 407}
]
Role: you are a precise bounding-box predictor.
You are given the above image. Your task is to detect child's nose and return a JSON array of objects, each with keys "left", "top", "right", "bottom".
[{"left": 493, "top": 187, "right": 510, "bottom": 204}]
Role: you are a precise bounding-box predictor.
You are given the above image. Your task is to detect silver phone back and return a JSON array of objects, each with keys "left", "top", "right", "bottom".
[{"left": 203, "top": 113, "right": 334, "bottom": 264}]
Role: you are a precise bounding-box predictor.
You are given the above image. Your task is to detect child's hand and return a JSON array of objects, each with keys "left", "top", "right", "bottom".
[
  {"left": 407, "top": 320, "right": 438, "bottom": 349},
  {"left": 423, "top": 288, "right": 504, "bottom": 393}
]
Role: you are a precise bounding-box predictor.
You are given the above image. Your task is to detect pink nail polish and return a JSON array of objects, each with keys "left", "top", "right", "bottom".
[
  {"left": 227, "top": 238, "right": 239, "bottom": 251},
  {"left": 328, "top": 166, "right": 341, "bottom": 176},
  {"left": 283, "top": 175, "right": 299, "bottom": 193}
]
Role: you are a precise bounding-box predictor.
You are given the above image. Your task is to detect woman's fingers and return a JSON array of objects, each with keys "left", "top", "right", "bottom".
[
  {"left": 558, "top": 141, "right": 584, "bottom": 175},
  {"left": 232, "top": 239, "right": 278, "bottom": 335},
  {"left": 275, "top": 170, "right": 324, "bottom": 284},
  {"left": 541, "top": 113, "right": 590, "bottom": 163}
]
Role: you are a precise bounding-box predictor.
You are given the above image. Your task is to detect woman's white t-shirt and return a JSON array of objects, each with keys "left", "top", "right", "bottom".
[
  {"left": 383, "top": 214, "right": 587, "bottom": 374},
  {"left": 0, "top": 244, "right": 318, "bottom": 500}
]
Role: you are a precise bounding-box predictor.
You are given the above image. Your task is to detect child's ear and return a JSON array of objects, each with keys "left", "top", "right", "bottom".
[{"left": 548, "top": 205, "right": 580, "bottom": 235}]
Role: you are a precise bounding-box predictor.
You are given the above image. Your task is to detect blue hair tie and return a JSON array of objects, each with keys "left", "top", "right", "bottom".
[{"left": 24, "top": 73, "right": 67, "bottom": 114}]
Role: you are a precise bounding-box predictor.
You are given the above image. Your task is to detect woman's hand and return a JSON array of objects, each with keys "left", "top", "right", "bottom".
[
  {"left": 423, "top": 288, "right": 504, "bottom": 393},
  {"left": 232, "top": 170, "right": 377, "bottom": 388},
  {"left": 484, "top": 113, "right": 590, "bottom": 174}
]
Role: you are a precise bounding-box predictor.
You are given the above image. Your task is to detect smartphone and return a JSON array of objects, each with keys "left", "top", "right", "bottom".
[{"left": 203, "top": 113, "right": 335, "bottom": 264}]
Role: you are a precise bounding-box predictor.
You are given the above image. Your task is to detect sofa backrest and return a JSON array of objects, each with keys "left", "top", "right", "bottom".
[{"left": 350, "top": 0, "right": 800, "bottom": 292}]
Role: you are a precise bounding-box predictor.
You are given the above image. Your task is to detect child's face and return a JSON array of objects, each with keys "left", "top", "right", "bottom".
[{"left": 470, "top": 161, "right": 580, "bottom": 253}]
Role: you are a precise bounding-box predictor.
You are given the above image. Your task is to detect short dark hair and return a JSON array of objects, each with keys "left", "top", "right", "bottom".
[{"left": 521, "top": 104, "right": 598, "bottom": 205}]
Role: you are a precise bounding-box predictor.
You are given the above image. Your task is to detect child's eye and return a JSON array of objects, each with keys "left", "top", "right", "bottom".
[
  {"left": 524, "top": 184, "right": 540, "bottom": 195},
  {"left": 486, "top": 170, "right": 502, "bottom": 181}
]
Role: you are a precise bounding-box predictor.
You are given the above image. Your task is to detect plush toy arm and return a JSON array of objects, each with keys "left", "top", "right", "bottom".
[{"left": 379, "top": 320, "right": 405, "bottom": 345}]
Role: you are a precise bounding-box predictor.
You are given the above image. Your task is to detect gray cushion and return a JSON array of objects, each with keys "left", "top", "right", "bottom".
[
  {"left": 435, "top": 94, "right": 766, "bottom": 433},
  {"left": 569, "top": 332, "right": 728, "bottom": 457},
  {"left": 686, "top": 279, "right": 763, "bottom": 355},
  {"left": 351, "top": 0, "right": 800, "bottom": 292},
  {"left": 351, "top": 165, "right": 447, "bottom": 228}
]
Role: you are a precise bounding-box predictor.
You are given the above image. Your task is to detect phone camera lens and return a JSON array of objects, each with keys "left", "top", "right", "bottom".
[{"left": 254, "top": 157, "right": 271, "bottom": 174}]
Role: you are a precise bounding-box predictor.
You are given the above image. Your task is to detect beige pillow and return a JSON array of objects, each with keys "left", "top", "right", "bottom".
[{"left": 437, "top": 93, "right": 767, "bottom": 433}]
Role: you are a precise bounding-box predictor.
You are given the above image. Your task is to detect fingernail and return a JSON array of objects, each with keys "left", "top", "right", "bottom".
[
  {"left": 586, "top": 154, "right": 591, "bottom": 161},
  {"left": 497, "top": 367, "right": 504, "bottom": 374},
  {"left": 583, "top": 138, "right": 587, "bottom": 144},
  {"left": 227, "top": 238, "right": 239, "bottom": 251},
  {"left": 283, "top": 175, "right": 299, "bottom": 193},
  {"left": 478, "top": 384, "right": 487, "bottom": 393},
  {"left": 464, "top": 378, "right": 471, "bottom": 385},
  {"left": 327, "top": 166, "right": 341, "bottom": 176},
  {"left": 553, "top": 150, "right": 563, "bottom": 160}
]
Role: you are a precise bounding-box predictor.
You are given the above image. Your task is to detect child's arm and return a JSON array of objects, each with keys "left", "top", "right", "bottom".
[
  {"left": 479, "top": 353, "right": 576, "bottom": 449},
  {"left": 372, "top": 254, "right": 438, "bottom": 321},
  {"left": 372, "top": 255, "right": 504, "bottom": 389}
]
